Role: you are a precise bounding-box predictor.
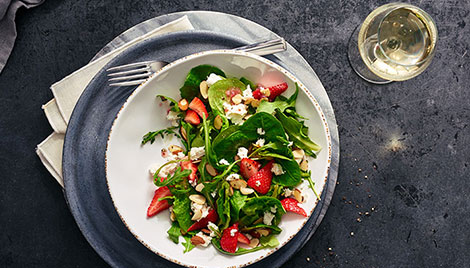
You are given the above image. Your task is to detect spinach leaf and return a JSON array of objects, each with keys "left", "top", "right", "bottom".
[
  {"left": 180, "top": 65, "right": 225, "bottom": 101},
  {"left": 173, "top": 194, "right": 193, "bottom": 232},
  {"left": 167, "top": 221, "right": 181, "bottom": 244},
  {"left": 230, "top": 190, "right": 247, "bottom": 222},
  {"left": 182, "top": 235, "right": 196, "bottom": 253},
  {"left": 208, "top": 78, "right": 246, "bottom": 114},
  {"left": 275, "top": 109, "right": 321, "bottom": 156},
  {"left": 212, "top": 125, "right": 239, "bottom": 148},
  {"left": 240, "top": 224, "right": 282, "bottom": 234},
  {"left": 142, "top": 126, "right": 180, "bottom": 145},
  {"left": 240, "top": 196, "right": 285, "bottom": 226},
  {"left": 273, "top": 159, "right": 302, "bottom": 187},
  {"left": 216, "top": 182, "right": 231, "bottom": 229},
  {"left": 240, "top": 77, "right": 256, "bottom": 89},
  {"left": 259, "top": 235, "right": 280, "bottom": 247},
  {"left": 211, "top": 235, "right": 279, "bottom": 255}
]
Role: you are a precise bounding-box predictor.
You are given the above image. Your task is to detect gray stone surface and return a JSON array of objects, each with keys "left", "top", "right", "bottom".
[{"left": 0, "top": 0, "right": 468, "bottom": 267}]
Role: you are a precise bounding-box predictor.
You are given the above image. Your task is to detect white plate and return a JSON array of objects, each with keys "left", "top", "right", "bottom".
[{"left": 106, "top": 50, "right": 331, "bottom": 268}]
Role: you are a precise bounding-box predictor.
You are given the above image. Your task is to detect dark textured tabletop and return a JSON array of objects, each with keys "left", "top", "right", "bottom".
[{"left": 1, "top": 0, "right": 469, "bottom": 267}]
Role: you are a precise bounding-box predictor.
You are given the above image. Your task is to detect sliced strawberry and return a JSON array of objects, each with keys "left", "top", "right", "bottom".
[
  {"left": 237, "top": 233, "right": 250, "bottom": 244},
  {"left": 184, "top": 110, "right": 200, "bottom": 125},
  {"left": 225, "top": 87, "right": 242, "bottom": 99},
  {"left": 180, "top": 161, "right": 198, "bottom": 184},
  {"left": 281, "top": 198, "right": 307, "bottom": 217},
  {"left": 268, "top": 82, "right": 288, "bottom": 101},
  {"left": 247, "top": 160, "right": 274, "bottom": 195},
  {"left": 147, "top": 186, "right": 172, "bottom": 217},
  {"left": 240, "top": 158, "right": 261, "bottom": 179},
  {"left": 252, "top": 88, "right": 264, "bottom": 100},
  {"left": 187, "top": 209, "right": 219, "bottom": 232},
  {"left": 220, "top": 223, "right": 239, "bottom": 253},
  {"left": 188, "top": 97, "right": 208, "bottom": 119}
]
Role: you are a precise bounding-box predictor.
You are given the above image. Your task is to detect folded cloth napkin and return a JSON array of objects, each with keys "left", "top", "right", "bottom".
[
  {"left": 36, "top": 16, "right": 194, "bottom": 187},
  {"left": 0, "top": 0, "right": 45, "bottom": 73}
]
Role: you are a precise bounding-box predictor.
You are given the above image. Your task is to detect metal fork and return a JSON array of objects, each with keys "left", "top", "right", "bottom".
[{"left": 106, "top": 38, "right": 287, "bottom": 87}]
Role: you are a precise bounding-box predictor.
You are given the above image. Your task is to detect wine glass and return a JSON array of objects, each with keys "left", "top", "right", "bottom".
[{"left": 348, "top": 3, "right": 438, "bottom": 84}]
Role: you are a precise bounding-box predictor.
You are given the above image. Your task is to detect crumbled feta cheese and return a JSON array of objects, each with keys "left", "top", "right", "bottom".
[
  {"left": 242, "top": 85, "right": 253, "bottom": 100},
  {"left": 271, "top": 163, "right": 285, "bottom": 175},
  {"left": 263, "top": 211, "right": 275, "bottom": 225},
  {"left": 237, "top": 147, "right": 248, "bottom": 159},
  {"left": 230, "top": 228, "right": 237, "bottom": 237},
  {"left": 211, "top": 190, "right": 217, "bottom": 198},
  {"left": 255, "top": 180, "right": 261, "bottom": 187},
  {"left": 226, "top": 173, "right": 240, "bottom": 181},
  {"left": 148, "top": 163, "right": 160, "bottom": 175},
  {"left": 255, "top": 138, "right": 265, "bottom": 147},
  {"left": 207, "top": 222, "right": 219, "bottom": 237},
  {"left": 223, "top": 102, "right": 248, "bottom": 125},
  {"left": 257, "top": 128, "right": 265, "bottom": 135},
  {"left": 270, "top": 206, "right": 277, "bottom": 213},
  {"left": 206, "top": 73, "right": 223, "bottom": 86},
  {"left": 195, "top": 232, "right": 212, "bottom": 247},
  {"left": 158, "top": 162, "right": 178, "bottom": 178},
  {"left": 166, "top": 110, "right": 180, "bottom": 127},
  {"left": 190, "top": 146, "right": 205, "bottom": 160},
  {"left": 219, "top": 159, "right": 230, "bottom": 165},
  {"left": 189, "top": 178, "right": 197, "bottom": 187},
  {"left": 168, "top": 151, "right": 186, "bottom": 161},
  {"left": 284, "top": 188, "right": 293, "bottom": 197},
  {"left": 288, "top": 141, "right": 294, "bottom": 147}
]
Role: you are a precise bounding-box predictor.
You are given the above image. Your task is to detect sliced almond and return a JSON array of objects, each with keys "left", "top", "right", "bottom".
[
  {"left": 170, "top": 210, "right": 176, "bottom": 221},
  {"left": 300, "top": 158, "right": 309, "bottom": 171},
  {"left": 292, "top": 149, "right": 305, "bottom": 160},
  {"left": 195, "top": 183, "right": 205, "bottom": 192},
  {"left": 178, "top": 99, "right": 188, "bottom": 110},
  {"left": 232, "top": 94, "right": 243, "bottom": 104},
  {"left": 244, "top": 98, "right": 254, "bottom": 105},
  {"left": 230, "top": 179, "right": 247, "bottom": 190},
  {"left": 168, "top": 145, "right": 183, "bottom": 154},
  {"left": 250, "top": 99, "right": 261, "bottom": 108},
  {"left": 240, "top": 187, "right": 254, "bottom": 195},
  {"left": 253, "top": 217, "right": 263, "bottom": 225},
  {"left": 191, "top": 209, "right": 203, "bottom": 221},
  {"left": 190, "top": 235, "right": 206, "bottom": 246},
  {"left": 293, "top": 189, "right": 304, "bottom": 203},
  {"left": 257, "top": 228, "right": 270, "bottom": 237},
  {"left": 228, "top": 186, "right": 234, "bottom": 196},
  {"left": 214, "top": 115, "right": 223, "bottom": 130},
  {"left": 248, "top": 238, "right": 260, "bottom": 248},
  {"left": 205, "top": 163, "right": 218, "bottom": 176},
  {"left": 189, "top": 194, "right": 206, "bottom": 205},
  {"left": 180, "top": 126, "right": 187, "bottom": 141},
  {"left": 200, "top": 81, "right": 209, "bottom": 99}
]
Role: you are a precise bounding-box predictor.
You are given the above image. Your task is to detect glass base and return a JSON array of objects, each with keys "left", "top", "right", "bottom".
[{"left": 347, "top": 25, "right": 392, "bottom": 85}]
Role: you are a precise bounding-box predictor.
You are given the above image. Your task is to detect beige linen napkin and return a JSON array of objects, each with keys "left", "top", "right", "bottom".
[{"left": 36, "top": 16, "right": 194, "bottom": 186}]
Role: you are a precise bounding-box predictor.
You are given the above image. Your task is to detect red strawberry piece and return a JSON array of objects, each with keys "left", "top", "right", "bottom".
[
  {"left": 184, "top": 110, "right": 200, "bottom": 125},
  {"left": 220, "top": 223, "right": 239, "bottom": 253},
  {"left": 237, "top": 233, "right": 250, "bottom": 244},
  {"left": 247, "top": 160, "right": 274, "bottom": 195},
  {"left": 268, "top": 82, "right": 288, "bottom": 101},
  {"left": 180, "top": 161, "right": 198, "bottom": 184},
  {"left": 147, "top": 186, "right": 172, "bottom": 217},
  {"left": 252, "top": 88, "right": 264, "bottom": 100},
  {"left": 225, "top": 87, "right": 242, "bottom": 99},
  {"left": 281, "top": 198, "right": 307, "bottom": 217},
  {"left": 187, "top": 209, "right": 219, "bottom": 232},
  {"left": 240, "top": 158, "right": 261, "bottom": 179},
  {"left": 188, "top": 97, "right": 208, "bottom": 119}
]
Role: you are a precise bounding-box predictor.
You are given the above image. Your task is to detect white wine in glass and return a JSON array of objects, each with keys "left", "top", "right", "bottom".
[{"left": 348, "top": 3, "right": 438, "bottom": 83}]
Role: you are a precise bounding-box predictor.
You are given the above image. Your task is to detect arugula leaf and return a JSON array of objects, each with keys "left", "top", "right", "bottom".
[
  {"left": 167, "top": 221, "right": 181, "bottom": 244},
  {"left": 154, "top": 168, "right": 191, "bottom": 187},
  {"left": 302, "top": 170, "right": 321, "bottom": 200},
  {"left": 156, "top": 94, "right": 181, "bottom": 112},
  {"left": 180, "top": 121, "right": 196, "bottom": 151},
  {"left": 173, "top": 194, "right": 193, "bottom": 232},
  {"left": 216, "top": 182, "right": 232, "bottom": 229},
  {"left": 275, "top": 109, "right": 321, "bottom": 156},
  {"left": 142, "top": 126, "right": 180, "bottom": 145},
  {"left": 180, "top": 65, "right": 225, "bottom": 101},
  {"left": 273, "top": 159, "right": 302, "bottom": 187},
  {"left": 182, "top": 235, "right": 196, "bottom": 253},
  {"left": 240, "top": 77, "right": 256, "bottom": 89},
  {"left": 230, "top": 190, "right": 247, "bottom": 222},
  {"left": 208, "top": 78, "right": 246, "bottom": 114}
]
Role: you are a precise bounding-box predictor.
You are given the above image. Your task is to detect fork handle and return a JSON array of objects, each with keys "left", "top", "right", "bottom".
[{"left": 234, "top": 38, "right": 287, "bottom": 56}]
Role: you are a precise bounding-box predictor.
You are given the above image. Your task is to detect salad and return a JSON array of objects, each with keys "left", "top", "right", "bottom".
[{"left": 142, "top": 65, "right": 321, "bottom": 255}]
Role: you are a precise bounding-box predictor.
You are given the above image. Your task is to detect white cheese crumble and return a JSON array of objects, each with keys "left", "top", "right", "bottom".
[
  {"left": 211, "top": 190, "right": 217, "bottom": 198},
  {"left": 195, "top": 232, "right": 212, "bottom": 247},
  {"left": 148, "top": 163, "right": 160, "bottom": 176},
  {"left": 206, "top": 73, "right": 223, "bottom": 86},
  {"left": 226, "top": 173, "right": 240, "bottom": 181},
  {"left": 284, "top": 188, "right": 293, "bottom": 197},
  {"left": 223, "top": 102, "right": 248, "bottom": 125},
  {"left": 242, "top": 85, "right": 253, "bottom": 100},
  {"left": 257, "top": 128, "right": 265, "bottom": 135},
  {"left": 255, "top": 138, "right": 265, "bottom": 147},
  {"left": 288, "top": 141, "right": 294, "bottom": 147},
  {"left": 219, "top": 159, "right": 230, "bottom": 165},
  {"left": 237, "top": 147, "right": 248, "bottom": 159},
  {"left": 230, "top": 228, "right": 237, "bottom": 237},
  {"left": 263, "top": 211, "right": 275, "bottom": 225},
  {"left": 255, "top": 180, "right": 261, "bottom": 187},
  {"left": 191, "top": 202, "right": 210, "bottom": 221},
  {"left": 271, "top": 163, "right": 285, "bottom": 175},
  {"left": 158, "top": 162, "right": 178, "bottom": 178},
  {"left": 270, "top": 206, "right": 277, "bottom": 213},
  {"left": 166, "top": 110, "right": 180, "bottom": 127},
  {"left": 190, "top": 146, "right": 205, "bottom": 161},
  {"left": 207, "top": 222, "right": 219, "bottom": 237}
]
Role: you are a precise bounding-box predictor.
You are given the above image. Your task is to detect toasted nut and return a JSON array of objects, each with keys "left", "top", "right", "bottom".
[
  {"left": 248, "top": 238, "right": 260, "bottom": 248},
  {"left": 300, "top": 157, "right": 309, "bottom": 171},
  {"left": 260, "top": 97, "right": 269, "bottom": 102},
  {"left": 214, "top": 115, "right": 223, "bottom": 130},
  {"left": 240, "top": 187, "right": 254, "bottom": 195},
  {"left": 253, "top": 217, "right": 263, "bottom": 225},
  {"left": 170, "top": 210, "right": 176, "bottom": 221},
  {"left": 293, "top": 189, "right": 304, "bottom": 203},
  {"left": 180, "top": 126, "right": 187, "bottom": 141},
  {"left": 201, "top": 228, "right": 211, "bottom": 235},
  {"left": 244, "top": 114, "right": 252, "bottom": 120},
  {"left": 190, "top": 235, "right": 206, "bottom": 245},
  {"left": 250, "top": 99, "right": 261, "bottom": 107},
  {"left": 257, "top": 228, "right": 270, "bottom": 237},
  {"left": 232, "top": 94, "right": 243, "bottom": 104},
  {"left": 189, "top": 194, "right": 206, "bottom": 205},
  {"left": 260, "top": 88, "right": 270, "bottom": 97},
  {"left": 228, "top": 186, "right": 234, "bottom": 196},
  {"left": 244, "top": 98, "right": 254, "bottom": 105},
  {"left": 206, "top": 164, "right": 218, "bottom": 176},
  {"left": 230, "top": 179, "right": 247, "bottom": 189},
  {"left": 178, "top": 99, "right": 188, "bottom": 110},
  {"left": 168, "top": 145, "right": 183, "bottom": 154},
  {"left": 200, "top": 81, "right": 209, "bottom": 99},
  {"left": 293, "top": 149, "right": 305, "bottom": 160},
  {"left": 195, "top": 183, "right": 205, "bottom": 192},
  {"left": 191, "top": 209, "right": 203, "bottom": 221}
]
